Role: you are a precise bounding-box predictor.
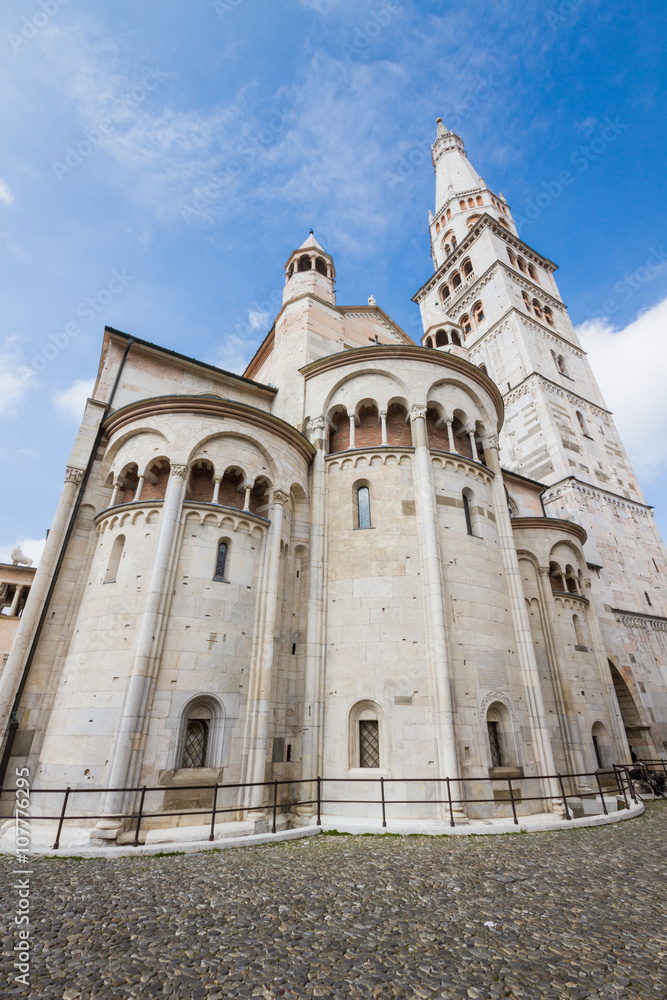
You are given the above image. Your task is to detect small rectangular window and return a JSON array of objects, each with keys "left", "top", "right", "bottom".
[
  {"left": 359, "top": 720, "right": 380, "bottom": 768},
  {"left": 463, "top": 494, "right": 473, "bottom": 535},
  {"left": 214, "top": 541, "right": 228, "bottom": 581},
  {"left": 272, "top": 737, "right": 285, "bottom": 763},
  {"left": 182, "top": 719, "right": 209, "bottom": 768}
]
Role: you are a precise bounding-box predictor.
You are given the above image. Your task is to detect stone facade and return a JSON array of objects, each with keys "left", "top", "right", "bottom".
[{"left": 1, "top": 126, "right": 665, "bottom": 837}]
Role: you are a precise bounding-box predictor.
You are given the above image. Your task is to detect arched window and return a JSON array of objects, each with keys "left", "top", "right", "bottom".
[
  {"left": 486, "top": 702, "right": 516, "bottom": 769},
  {"left": 460, "top": 314, "right": 472, "bottom": 335},
  {"left": 517, "top": 257, "right": 528, "bottom": 275},
  {"left": 462, "top": 489, "right": 473, "bottom": 535},
  {"left": 557, "top": 354, "right": 568, "bottom": 376},
  {"left": 528, "top": 264, "right": 538, "bottom": 282},
  {"left": 532, "top": 299, "right": 543, "bottom": 319},
  {"left": 213, "top": 539, "right": 230, "bottom": 582},
  {"left": 450, "top": 330, "right": 461, "bottom": 346},
  {"left": 476, "top": 195, "right": 483, "bottom": 206},
  {"left": 544, "top": 306, "right": 554, "bottom": 326},
  {"left": 573, "top": 614, "right": 585, "bottom": 646},
  {"left": 356, "top": 485, "right": 371, "bottom": 529},
  {"left": 182, "top": 718, "right": 209, "bottom": 768},
  {"left": 298, "top": 255, "right": 311, "bottom": 272},
  {"left": 498, "top": 218, "right": 509, "bottom": 229},
  {"left": 462, "top": 259, "right": 473, "bottom": 278},
  {"left": 104, "top": 534, "right": 125, "bottom": 584},
  {"left": 576, "top": 410, "right": 589, "bottom": 436},
  {"left": 435, "top": 329, "right": 449, "bottom": 347},
  {"left": 472, "top": 301, "right": 485, "bottom": 324},
  {"left": 315, "top": 256, "right": 328, "bottom": 276},
  {"left": 435, "top": 220, "right": 440, "bottom": 233},
  {"left": 446, "top": 208, "right": 451, "bottom": 220},
  {"left": 467, "top": 215, "right": 480, "bottom": 230},
  {"left": 459, "top": 199, "right": 466, "bottom": 210},
  {"left": 451, "top": 271, "right": 462, "bottom": 289},
  {"left": 440, "top": 283, "right": 450, "bottom": 302},
  {"left": 508, "top": 249, "right": 517, "bottom": 267},
  {"left": 349, "top": 701, "right": 384, "bottom": 769},
  {"left": 592, "top": 722, "right": 610, "bottom": 769},
  {"left": 522, "top": 291, "right": 531, "bottom": 311},
  {"left": 478, "top": 363, "right": 488, "bottom": 375}
]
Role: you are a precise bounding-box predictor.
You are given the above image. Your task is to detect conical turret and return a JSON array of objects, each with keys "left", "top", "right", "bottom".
[{"left": 283, "top": 231, "right": 336, "bottom": 306}]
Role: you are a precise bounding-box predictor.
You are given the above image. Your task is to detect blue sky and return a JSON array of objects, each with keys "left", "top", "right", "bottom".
[{"left": 1, "top": 0, "right": 666, "bottom": 563}]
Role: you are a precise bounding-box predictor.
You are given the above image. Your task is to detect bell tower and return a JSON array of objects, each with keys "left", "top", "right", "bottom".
[{"left": 283, "top": 231, "right": 336, "bottom": 306}]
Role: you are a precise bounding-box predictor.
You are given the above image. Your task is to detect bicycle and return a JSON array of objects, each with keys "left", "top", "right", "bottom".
[{"left": 630, "top": 765, "right": 666, "bottom": 802}]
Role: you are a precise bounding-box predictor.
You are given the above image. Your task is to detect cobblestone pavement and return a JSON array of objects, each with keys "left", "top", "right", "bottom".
[{"left": 1, "top": 804, "right": 666, "bottom": 1000}]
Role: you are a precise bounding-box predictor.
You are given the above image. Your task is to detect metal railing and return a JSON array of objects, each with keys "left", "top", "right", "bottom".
[{"left": 0, "top": 763, "right": 653, "bottom": 850}]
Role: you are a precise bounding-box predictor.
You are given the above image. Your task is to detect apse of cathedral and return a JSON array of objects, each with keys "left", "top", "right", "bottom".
[{"left": 1, "top": 120, "right": 665, "bottom": 837}]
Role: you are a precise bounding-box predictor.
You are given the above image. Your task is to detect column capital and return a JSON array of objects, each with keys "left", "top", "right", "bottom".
[
  {"left": 310, "top": 416, "right": 326, "bottom": 433},
  {"left": 409, "top": 404, "right": 427, "bottom": 422},
  {"left": 213, "top": 474, "right": 222, "bottom": 482},
  {"left": 537, "top": 566, "right": 552, "bottom": 577},
  {"left": 65, "top": 466, "right": 85, "bottom": 485},
  {"left": 379, "top": 408, "right": 387, "bottom": 418},
  {"left": 170, "top": 465, "right": 189, "bottom": 479},
  {"left": 485, "top": 435, "right": 499, "bottom": 451},
  {"left": 272, "top": 489, "right": 290, "bottom": 506}
]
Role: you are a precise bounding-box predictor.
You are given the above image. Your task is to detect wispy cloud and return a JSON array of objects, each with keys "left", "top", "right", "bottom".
[
  {"left": 0, "top": 336, "right": 34, "bottom": 416},
  {"left": 0, "top": 179, "right": 14, "bottom": 206},
  {"left": 577, "top": 295, "right": 667, "bottom": 480},
  {"left": 53, "top": 378, "right": 95, "bottom": 421}
]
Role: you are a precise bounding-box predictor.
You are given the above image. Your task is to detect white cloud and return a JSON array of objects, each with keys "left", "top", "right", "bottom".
[
  {"left": 53, "top": 378, "right": 95, "bottom": 421},
  {"left": 577, "top": 295, "right": 667, "bottom": 480},
  {"left": 0, "top": 336, "right": 34, "bottom": 416},
  {"left": 0, "top": 537, "right": 46, "bottom": 568},
  {"left": 296, "top": 0, "right": 341, "bottom": 11},
  {"left": 0, "top": 179, "right": 14, "bottom": 206}
]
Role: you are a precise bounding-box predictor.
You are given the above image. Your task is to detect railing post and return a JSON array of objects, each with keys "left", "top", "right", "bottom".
[
  {"left": 507, "top": 777, "right": 518, "bottom": 825},
  {"left": 52, "top": 786, "right": 71, "bottom": 850},
  {"left": 627, "top": 766, "right": 638, "bottom": 804},
  {"left": 614, "top": 765, "right": 629, "bottom": 810},
  {"left": 208, "top": 783, "right": 219, "bottom": 842},
  {"left": 133, "top": 786, "right": 146, "bottom": 847},
  {"left": 594, "top": 771, "right": 608, "bottom": 816},
  {"left": 380, "top": 776, "right": 387, "bottom": 828},
  {"left": 446, "top": 776, "right": 455, "bottom": 828},
  {"left": 557, "top": 774, "right": 571, "bottom": 820},
  {"left": 316, "top": 776, "right": 321, "bottom": 826},
  {"left": 271, "top": 779, "right": 278, "bottom": 834}
]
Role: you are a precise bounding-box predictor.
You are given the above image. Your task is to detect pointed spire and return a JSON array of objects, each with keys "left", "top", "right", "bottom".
[{"left": 297, "top": 230, "right": 325, "bottom": 252}]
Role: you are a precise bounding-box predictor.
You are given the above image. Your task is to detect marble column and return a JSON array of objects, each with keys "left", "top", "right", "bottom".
[
  {"left": 535, "top": 566, "right": 589, "bottom": 787},
  {"left": 445, "top": 419, "right": 455, "bottom": 453},
  {"left": 409, "top": 405, "right": 460, "bottom": 809},
  {"left": 134, "top": 475, "right": 145, "bottom": 502},
  {"left": 379, "top": 410, "right": 388, "bottom": 446},
  {"left": 0, "top": 467, "right": 84, "bottom": 728},
  {"left": 484, "top": 438, "right": 561, "bottom": 806},
  {"left": 98, "top": 464, "right": 188, "bottom": 829},
  {"left": 243, "top": 488, "right": 289, "bottom": 810},
  {"left": 213, "top": 475, "right": 222, "bottom": 504},
  {"left": 8, "top": 586, "right": 24, "bottom": 618},
  {"left": 348, "top": 414, "right": 356, "bottom": 449},
  {"left": 300, "top": 418, "right": 327, "bottom": 812}
]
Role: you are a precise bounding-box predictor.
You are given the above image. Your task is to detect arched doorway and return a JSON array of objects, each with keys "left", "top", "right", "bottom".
[{"left": 609, "top": 661, "right": 655, "bottom": 759}]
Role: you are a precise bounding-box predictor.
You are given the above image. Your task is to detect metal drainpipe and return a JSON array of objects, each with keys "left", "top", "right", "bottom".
[{"left": 0, "top": 338, "right": 134, "bottom": 791}]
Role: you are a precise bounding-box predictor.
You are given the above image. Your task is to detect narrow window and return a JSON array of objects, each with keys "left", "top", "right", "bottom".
[
  {"left": 645, "top": 591, "right": 652, "bottom": 607},
  {"left": 182, "top": 719, "right": 209, "bottom": 768},
  {"left": 440, "top": 283, "right": 450, "bottom": 302},
  {"left": 359, "top": 720, "right": 380, "bottom": 768},
  {"left": 487, "top": 721, "right": 503, "bottom": 767},
  {"left": 592, "top": 733, "right": 603, "bottom": 769},
  {"left": 214, "top": 541, "right": 228, "bottom": 581},
  {"left": 462, "top": 259, "right": 473, "bottom": 277},
  {"left": 460, "top": 314, "right": 472, "bottom": 335},
  {"left": 573, "top": 614, "right": 585, "bottom": 646},
  {"left": 315, "top": 256, "right": 328, "bottom": 276},
  {"left": 104, "top": 534, "right": 125, "bottom": 584},
  {"left": 452, "top": 272, "right": 462, "bottom": 289},
  {"left": 544, "top": 307, "right": 554, "bottom": 326},
  {"left": 451, "top": 330, "right": 461, "bottom": 346},
  {"left": 473, "top": 301, "right": 485, "bottom": 324},
  {"left": 357, "top": 486, "right": 371, "bottom": 529},
  {"left": 462, "top": 492, "right": 473, "bottom": 535}
]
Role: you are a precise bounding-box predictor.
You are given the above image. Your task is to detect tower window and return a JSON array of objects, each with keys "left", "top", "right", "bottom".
[
  {"left": 645, "top": 591, "right": 652, "bottom": 607},
  {"left": 522, "top": 292, "right": 531, "bottom": 312},
  {"left": 450, "top": 330, "right": 461, "bottom": 346},
  {"left": 460, "top": 314, "right": 472, "bottom": 335},
  {"left": 359, "top": 720, "right": 380, "bottom": 768},
  {"left": 435, "top": 329, "right": 449, "bottom": 347},
  {"left": 508, "top": 249, "right": 517, "bottom": 267},
  {"left": 528, "top": 264, "right": 538, "bottom": 282},
  {"left": 298, "top": 255, "right": 311, "bottom": 272},
  {"left": 462, "top": 259, "right": 474, "bottom": 278},
  {"left": 476, "top": 195, "right": 483, "bottom": 206},
  {"left": 451, "top": 272, "right": 462, "bottom": 289},
  {"left": 214, "top": 540, "right": 229, "bottom": 581},
  {"left": 532, "top": 299, "right": 543, "bottom": 319},
  {"left": 315, "top": 256, "right": 328, "bottom": 276},
  {"left": 487, "top": 720, "right": 503, "bottom": 767},
  {"left": 459, "top": 199, "right": 466, "bottom": 210},
  {"left": 357, "top": 486, "right": 371, "bottom": 529},
  {"left": 473, "top": 301, "right": 485, "bottom": 324},
  {"left": 181, "top": 719, "right": 209, "bottom": 768},
  {"left": 544, "top": 306, "right": 554, "bottom": 326},
  {"left": 104, "top": 534, "right": 125, "bottom": 585},
  {"left": 440, "top": 283, "right": 450, "bottom": 302},
  {"left": 462, "top": 491, "right": 473, "bottom": 535}
]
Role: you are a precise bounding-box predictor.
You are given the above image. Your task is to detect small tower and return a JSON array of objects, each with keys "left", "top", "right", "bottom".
[{"left": 283, "top": 231, "right": 336, "bottom": 306}]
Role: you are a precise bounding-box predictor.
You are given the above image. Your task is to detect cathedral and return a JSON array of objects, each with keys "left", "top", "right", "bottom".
[{"left": 1, "top": 120, "right": 666, "bottom": 840}]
